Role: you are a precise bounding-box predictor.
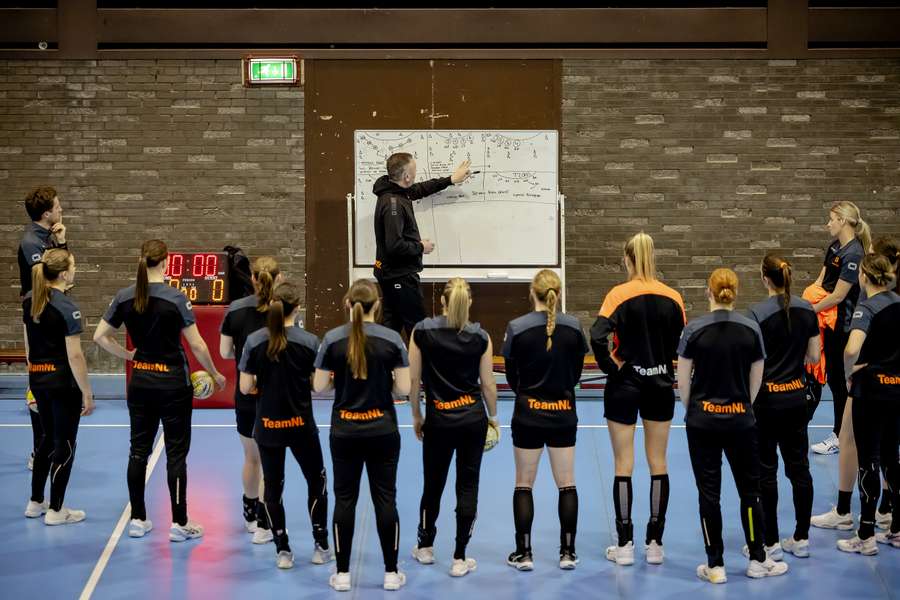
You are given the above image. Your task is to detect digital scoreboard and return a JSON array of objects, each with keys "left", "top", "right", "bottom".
[{"left": 164, "top": 252, "right": 230, "bottom": 305}]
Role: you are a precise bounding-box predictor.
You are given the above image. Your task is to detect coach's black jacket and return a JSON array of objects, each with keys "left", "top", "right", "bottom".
[{"left": 372, "top": 174, "right": 451, "bottom": 280}]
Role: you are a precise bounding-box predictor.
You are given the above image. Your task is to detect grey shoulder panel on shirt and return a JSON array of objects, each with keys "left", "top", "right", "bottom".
[
  {"left": 49, "top": 289, "right": 83, "bottom": 334},
  {"left": 417, "top": 316, "right": 448, "bottom": 331},
  {"left": 366, "top": 323, "right": 407, "bottom": 351},
  {"left": 321, "top": 323, "right": 351, "bottom": 348},
  {"left": 115, "top": 285, "right": 137, "bottom": 304},
  {"left": 226, "top": 294, "right": 259, "bottom": 314},
  {"left": 859, "top": 290, "right": 900, "bottom": 317},
  {"left": 555, "top": 313, "right": 583, "bottom": 333},
  {"left": 244, "top": 327, "right": 270, "bottom": 353},
  {"left": 507, "top": 311, "right": 546, "bottom": 337},
  {"left": 286, "top": 326, "right": 320, "bottom": 352},
  {"left": 468, "top": 321, "right": 490, "bottom": 343},
  {"left": 727, "top": 310, "right": 764, "bottom": 335},
  {"left": 748, "top": 296, "right": 782, "bottom": 324}
]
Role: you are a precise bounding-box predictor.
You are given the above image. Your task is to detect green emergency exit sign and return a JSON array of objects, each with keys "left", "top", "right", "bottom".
[{"left": 244, "top": 57, "right": 300, "bottom": 86}]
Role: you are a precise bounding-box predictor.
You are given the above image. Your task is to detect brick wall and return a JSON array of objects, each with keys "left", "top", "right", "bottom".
[
  {"left": 562, "top": 59, "right": 900, "bottom": 325},
  {"left": 0, "top": 60, "right": 305, "bottom": 371}
]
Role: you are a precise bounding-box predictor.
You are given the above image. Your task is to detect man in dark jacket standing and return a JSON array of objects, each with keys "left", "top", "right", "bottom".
[{"left": 373, "top": 152, "right": 471, "bottom": 336}]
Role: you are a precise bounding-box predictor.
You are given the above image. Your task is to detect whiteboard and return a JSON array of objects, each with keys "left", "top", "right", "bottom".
[{"left": 353, "top": 130, "right": 559, "bottom": 271}]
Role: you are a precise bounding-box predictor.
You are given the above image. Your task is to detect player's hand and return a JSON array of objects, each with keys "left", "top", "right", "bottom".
[
  {"left": 50, "top": 221, "right": 66, "bottom": 244},
  {"left": 81, "top": 392, "right": 95, "bottom": 416},
  {"left": 127, "top": 349, "right": 137, "bottom": 361},
  {"left": 421, "top": 239, "right": 435, "bottom": 254},
  {"left": 213, "top": 371, "right": 227, "bottom": 391},
  {"left": 450, "top": 159, "right": 471, "bottom": 184},
  {"left": 413, "top": 415, "right": 425, "bottom": 441}
]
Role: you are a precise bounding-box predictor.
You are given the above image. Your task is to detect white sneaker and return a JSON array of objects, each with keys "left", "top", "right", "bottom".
[
  {"left": 696, "top": 564, "right": 727, "bottom": 584},
  {"left": 645, "top": 541, "right": 664, "bottom": 565},
  {"left": 875, "top": 531, "right": 900, "bottom": 548},
  {"left": 329, "top": 572, "right": 351, "bottom": 592},
  {"left": 27, "top": 452, "right": 34, "bottom": 471},
  {"left": 276, "top": 550, "right": 294, "bottom": 569},
  {"left": 811, "top": 432, "right": 840, "bottom": 455},
  {"left": 742, "top": 542, "right": 783, "bottom": 561},
  {"left": 412, "top": 544, "right": 435, "bottom": 564},
  {"left": 450, "top": 557, "right": 477, "bottom": 577},
  {"left": 781, "top": 537, "right": 809, "bottom": 558},
  {"left": 44, "top": 507, "right": 86, "bottom": 526},
  {"left": 605, "top": 541, "right": 635, "bottom": 566},
  {"left": 24, "top": 500, "right": 48, "bottom": 518},
  {"left": 169, "top": 521, "right": 204, "bottom": 542},
  {"left": 836, "top": 535, "right": 878, "bottom": 555},
  {"left": 128, "top": 519, "right": 153, "bottom": 538},
  {"left": 244, "top": 519, "right": 257, "bottom": 534},
  {"left": 811, "top": 506, "right": 854, "bottom": 530},
  {"left": 312, "top": 543, "right": 334, "bottom": 564},
  {"left": 746, "top": 557, "right": 789, "bottom": 578},
  {"left": 383, "top": 571, "right": 406, "bottom": 591},
  {"left": 559, "top": 550, "right": 578, "bottom": 570},
  {"left": 506, "top": 551, "right": 534, "bottom": 571},
  {"left": 252, "top": 527, "right": 273, "bottom": 544},
  {"left": 876, "top": 510, "right": 892, "bottom": 530}
]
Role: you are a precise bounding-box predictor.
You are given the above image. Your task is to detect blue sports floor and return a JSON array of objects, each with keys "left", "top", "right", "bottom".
[{"left": 1, "top": 375, "right": 897, "bottom": 600}]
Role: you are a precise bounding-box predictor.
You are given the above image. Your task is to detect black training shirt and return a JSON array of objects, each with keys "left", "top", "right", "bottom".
[
  {"left": 221, "top": 294, "right": 268, "bottom": 409},
  {"left": 822, "top": 238, "right": 864, "bottom": 331},
  {"left": 23, "top": 289, "right": 83, "bottom": 391}
]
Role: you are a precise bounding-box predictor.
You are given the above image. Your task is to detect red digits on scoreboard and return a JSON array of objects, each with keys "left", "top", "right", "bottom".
[
  {"left": 205, "top": 254, "right": 217, "bottom": 277},
  {"left": 192, "top": 254, "right": 204, "bottom": 277},
  {"left": 169, "top": 254, "right": 183, "bottom": 277}
]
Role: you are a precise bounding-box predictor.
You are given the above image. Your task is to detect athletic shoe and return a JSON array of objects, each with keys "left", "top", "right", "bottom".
[
  {"left": 645, "top": 541, "right": 664, "bottom": 565},
  {"left": 746, "top": 557, "right": 789, "bottom": 578},
  {"left": 506, "top": 551, "right": 534, "bottom": 571},
  {"left": 696, "top": 564, "right": 727, "bottom": 584},
  {"left": 876, "top": 510, "right": 892, "bottom": 530},
  {"left": 128, "top": 519, "right": 153, "bottom": 538},
  {"left": 836, "top": 535, "right": 878, "bottom": 555},
  {"left": 252, "top": 527, "right": 273, "bottom": 544},
  {"left": 450, "top": 557, "right": 477, "bottom": 577},
  {"left": 411, "top": 545, "right": 435, "bottom": 565},
  {"left": 742, "top": 542, "right": 783, "bottom": 561},
  {"left": 329, "top": 572, "right": 351, "bottom": 592},
  {"left": 169, "top": 521, "right": 204, "bottom": 542},
  {"left": 26, "top": 452, "right": 34, "bottom": 471},
  {"left": 559, "top": 550, "right": 578, "bottom": 570},
  {"left": 312, "top": 543, "right": 334, "bottom": 565},
  {"left": 244, "top": 519, "right": 257, "bottom": 534},
  {"left": 875, "top": 531, "right": 900, "bottom": 548},
  {"left": 24, "top": 500, "right": 48, "bottom": 518},
  {"left": 383, "top": 571, "right": 406, "bottom": 591},
  {"left": 605, "top": 541, "right": 635, "bottom": 566},
  {"left": 276, "top": 551, "right": 294, "bottom": 569},
  {"left": 811, "top": 506, "right": 854, "bottom": 530},
  {"left": 781, "top": 537, "right": 810, "bottom": 558},
  {"left": 811, "top": 432, "right": 839, "bottom": 455},
  {"left": 44, "top": 507, "right": 86, "bottom": 526}
]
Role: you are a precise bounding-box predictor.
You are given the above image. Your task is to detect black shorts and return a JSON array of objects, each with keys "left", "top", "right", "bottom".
[
  {"left": 511, "top": 423, "right": 577, "bottom": 449},
  {"left": 235, "top": 405, "right": 255, "bottom": 438},
  {"left": 603, "top": 378, "right": 675, "bottom": 425}
]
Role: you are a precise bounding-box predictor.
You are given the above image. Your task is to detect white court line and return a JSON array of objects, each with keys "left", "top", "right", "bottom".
[
  {"left": 0, "top": 423, "right": 837, "bottom": 429},
  {"left": 78, "top": 433, "right": 166, "bottom": 600}
]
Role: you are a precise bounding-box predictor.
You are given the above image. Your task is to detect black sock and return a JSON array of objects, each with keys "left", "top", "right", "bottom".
[
  {"left": 242, "top": 495, "right": 257, "bottom": 523},
  {"left": 646, "top": 474, "right": 670, "bottom": 545},
  {"left": 837, "top": 490, "right": 852, "bottom": 515},
  {"left": 513, "top": 487, "right": 534, "bottom": 554},
  {"left": 558, "top": 486, "right": 578, "bottom": 552},
  {"left": 613, "top": 476, "right": 633, "bottom": 546},
  {"left": 257, "top": 499, "right": 271, "bottom": 530}
]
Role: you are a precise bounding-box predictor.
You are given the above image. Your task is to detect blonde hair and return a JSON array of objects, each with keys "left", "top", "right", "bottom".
[
  {"left": 709, "top": 268, "right": 739, "bottom": 305},
  {"left": 346, "top": 279, "right": 379, "bottom": 380},
  {"left": 253, "top": 256, "right": 280, "bottom": 312},
  {"left": 442, "top": 278, "right": 472, "bottom": 331},
  {"left": 831, "top": 201, "right": 872, "bottom": 253},
  {"left": 532, "top": 269, "right": 561, "bottom": 351},
  {"left": 861, "top": 253, "right": 895, "bottom": 288},
  {"left": 624, "top": 232, "right": 656, "bottom": 282},
  {"left": 31, "top": 248, "right": 72, "bottom": 322}
]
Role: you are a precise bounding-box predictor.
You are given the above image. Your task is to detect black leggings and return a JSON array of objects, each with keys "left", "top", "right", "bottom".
[
  {"left": 31, "top": 387, "right": 81, "bottom": 511},
  {"left": 378, "top": 274, "right": 426, "bottom": 338},
  {"left": 257, "top": 433, "right": 329, "bottom": 553},
  {"left": 418, "top": 419, "right": 487, "bottom": 560},
  {"left": 755, "top": 403, "right": 814, "bottom": 544},
  {"left": 331, "top": 432, "right": 401, "bottom": 573},
  {"left": 824, "top": 326, "right": 850, "bottom": 436},
  {"left": 687, "top": 426, "right": 766, "bottom": 566},
  {"left": 127, "top": 386, "right": 192, "bottom": 525},
  {"left": 852, "top": 391, "right": 900, "bottom": 538}
]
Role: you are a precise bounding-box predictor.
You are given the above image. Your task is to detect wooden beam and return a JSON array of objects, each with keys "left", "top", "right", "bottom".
[
  {"left": 0, "top": 9, "right": 56, "bottom": 46},
  {"left": 58, "top": 0, "right": 97, "bottom": 59},
  {"left": 767, "top": 0, "right": 807, "bottom": 58},
  {"left": 809, "top": 8, "right": 900, "bottom": 45}
]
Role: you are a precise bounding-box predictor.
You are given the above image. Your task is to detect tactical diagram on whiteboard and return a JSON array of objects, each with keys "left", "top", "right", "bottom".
[{"left": 353, "top": 130, "right": 560, "bottom": 268}]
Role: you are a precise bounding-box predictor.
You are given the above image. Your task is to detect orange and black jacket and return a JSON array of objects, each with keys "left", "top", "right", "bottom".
[{"left": 590, "top": 279, "right": 686, "bottom": 389}]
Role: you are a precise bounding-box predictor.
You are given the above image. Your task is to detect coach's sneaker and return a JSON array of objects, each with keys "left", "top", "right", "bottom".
[
  {"left": 875, "top": 531, "right": 900, "bottom": 548},
  {"left": 837, "top": 534, "right": 878, "bottom": 555},
  {"left": 169, "top": 520, "right": 204, "bottom": 542},
  {"left": 329, "top": 572, "right": 351, "bottom": 592},
  {"left": 506, "top": 550, "right": 534, "bottom": 571},
  {"left": 742, "top": 542, "right": 783, "bottom": 561},
  {"left": 781, "top": 537, "right": 810, "bottom": 558},
  {"left": 412, "top": 545, "right": 435, "bottom": 564},
  {"left": 244, "top": 519, "right": 257, "bottom": 534},
  {"left": 44, "top": 507, "right": 86, "bottom": 526},
  {"left": 24, "top": 499, "right": 48, "bottom": 518},
  {"left": 312, "top": 542, "right": 334, "bottom": 565},
  {"left": 696, "top": 564, "right": 727, "bottom": 584},
  {"left": 811, "top": 506, "right": 854, "bottom": 530},
  {"left": 645, "top": 541, "right": 665, "bottom": 565},
  {"left": 606, "top": 541, "right": 635, "bottom": 566},
  {"left": 383, "top": 571, "right": 406, "bottom": 591},
  {"left": 450, "top": 557, "right": 477, "bottom": 577},
  {"left": 27, "top": 451, "right": 34, "bottom": 471},
  {"left": 876, "top": 510, "right": 892, "bottom": 530},
  {"left": 128, "top": 518, "right": 153, "bottom": 538},
  {"left": 811, "top": 432, "right": 839, "bottom": 455},
  {"left": 276, "top": 551, "right": 294, "bottom": 570},
  {"left": 747, "top": 557, "right": 789, "bottom": 578},
  {"left": 559, "top": 550, "right": 578, "bottom": 570},
  {"left": 252, "top": 527, "right": 274, "bottom": 544}
]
